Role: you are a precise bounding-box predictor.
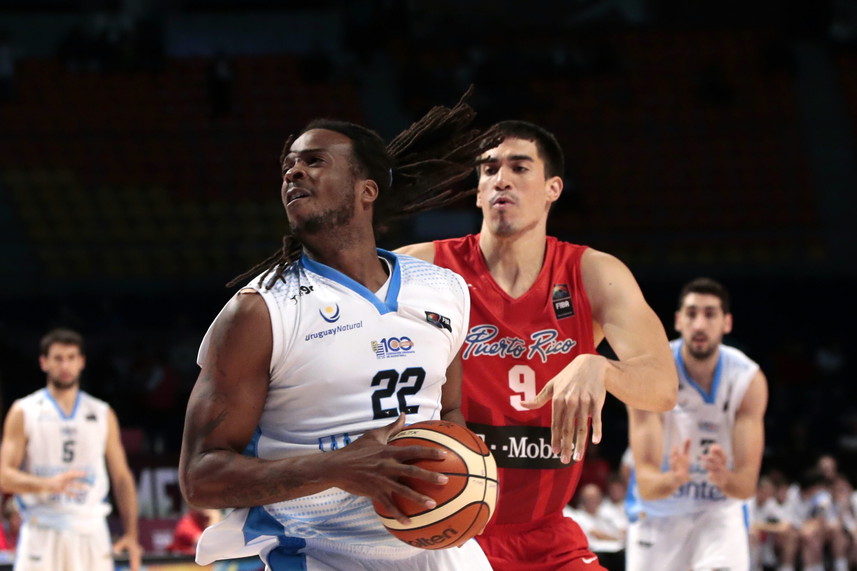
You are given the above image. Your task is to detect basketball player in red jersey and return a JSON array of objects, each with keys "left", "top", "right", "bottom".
[{"left": 396, "top": 120, "right": 677, "bottom": 570}]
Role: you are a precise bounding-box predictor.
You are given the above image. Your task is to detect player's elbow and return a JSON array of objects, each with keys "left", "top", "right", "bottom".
[
  {"left": 657, "top": 382, "right": 678, "bottom": 411},
  {"left": 650, "top": 369, "right": 679, "bottom": 411},
  {"left": 180, "top": 475, "right": 221, "bottom": 510},
  {"left": 180, "top": 462, "right": 227, "bottom": 510}
]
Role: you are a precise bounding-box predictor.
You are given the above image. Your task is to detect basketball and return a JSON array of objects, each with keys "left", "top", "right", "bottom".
[{"left": 372, "top": 419, "right": 499, "bottom": 550}]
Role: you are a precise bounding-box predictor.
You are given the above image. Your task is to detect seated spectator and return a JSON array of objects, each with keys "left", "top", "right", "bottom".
[
  {"left": 831, "top": 475, "right": 857, "bottom": 571},
  {"left": 564, "top": 483, "right": 625, "bottom": 570},
  {"left": 600, "top": 473, "right": 629, "bottom": 536},
  {"left": 167, "top": 508, "right": 221, "bottom": 556},
  {"left": 793, "top": 468, "right": 849, "bottom": 571},
  {"left": 749, "top": 473, "right": 799, "bottom": 571},
  {"left": 169, "top": 507, "right": 264, "bottom": 570}
]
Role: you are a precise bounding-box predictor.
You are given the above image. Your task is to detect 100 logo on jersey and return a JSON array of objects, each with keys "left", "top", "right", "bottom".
[{"left": 372, "top": 336, "right": 415, "bottom": 359}]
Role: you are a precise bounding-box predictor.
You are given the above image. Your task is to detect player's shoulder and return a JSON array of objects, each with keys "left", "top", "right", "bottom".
[
  {"left": 16, "top": 388, "right": 47, "bottom": 408},
  {"left": 394, "top": 241, "right": 436, "bottom": 263},
  {"left": 720, "top": 344, "right": 760, "bottom": 371},
  {"left": 578, "top": 245, "right": 627, "bottom": 271},
  {"left": 242, "top": 262, "right": 310, "bottom": 305},
  {"left": 77, "top": 390, "right": 110, "bottom": 409},
  {"left": 392, "top": 251, "right": 467, "bottom": 292}
]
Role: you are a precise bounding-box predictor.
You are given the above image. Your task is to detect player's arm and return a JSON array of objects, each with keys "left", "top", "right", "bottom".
[
  {"left": 522, "top": 249, "right": 677, "bottom": 463},
  {"left": 393, "top": 242, "right": 435, "bottom": 263},
  {"left": 627, "top": 407, "right": 690, "bottom": 500},
  {"left": 179, "top": 290, "right": 449, "bottom": 523},
  {"left": 105, "top": 407, "right": 143, "bottom": 571},
  {"left": 582, "top": 249, "right": 677, "bottom": 412},
  {"left": 440, "top": 349, "right": 465, "bottom": 426},
  {"left": 0, "top": 403, "right": 86, "bottom": 494},
  {"left": 702, "top": 370, "right": 768, "bottom": 499}
]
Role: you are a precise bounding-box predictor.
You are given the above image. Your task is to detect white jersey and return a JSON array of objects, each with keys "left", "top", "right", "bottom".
[
  {"left": 196, "top": 250, "right": 472, "bottom": 565},
  {"left": 626, "top": 339, "right": 759, "bottom": 520},
  {"left": 15, "top": 388, "right": 112, "bottom": 532}
]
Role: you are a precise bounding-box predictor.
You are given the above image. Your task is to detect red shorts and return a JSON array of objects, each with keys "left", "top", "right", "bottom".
[{"left": 476, "top": 511, "right": 606, "bottom": 571}]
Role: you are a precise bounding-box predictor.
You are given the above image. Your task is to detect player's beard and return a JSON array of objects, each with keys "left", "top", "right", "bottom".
[
  {"left": 48, "top": 375, "right": 79, "bottom": 391},
  {"left": 492, "top": 218, "right": 516, "bottom": 237},
  {"left": 289, "top": 190, "right": 355, "bottom": 238},
  {"left": 685, "top": 336, "right": 720, "bottom": 361}
]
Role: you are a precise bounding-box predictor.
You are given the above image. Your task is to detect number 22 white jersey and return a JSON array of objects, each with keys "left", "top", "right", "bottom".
[
  {"left": 15, "top": 388, "right": 112, "bottom": 532},
  {"left": 195, "top": 249, "right": 471, "bottom": 564}
]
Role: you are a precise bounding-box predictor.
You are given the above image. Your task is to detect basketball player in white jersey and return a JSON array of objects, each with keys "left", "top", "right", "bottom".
[
  {"left": 179, "top": 100, "right": 497, "bottom": 570},
  {"left": 625, "top": 277, "right": 768, "bottom": 570},
  {"left": 0, "top": 328, "right": 142, "bottom": 571}
]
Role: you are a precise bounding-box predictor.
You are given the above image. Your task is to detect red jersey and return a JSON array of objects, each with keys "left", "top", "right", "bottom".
[{"left": 434, "top": 234, "right": 596, "bottom": 529}]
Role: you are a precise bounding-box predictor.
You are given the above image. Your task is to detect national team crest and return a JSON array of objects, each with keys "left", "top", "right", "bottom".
[
  {"left": 551, "top": 284, "right": 574, "bottom": 319},
  {"left": 319, "top": 303, "right": 341, "bottom": 323}
]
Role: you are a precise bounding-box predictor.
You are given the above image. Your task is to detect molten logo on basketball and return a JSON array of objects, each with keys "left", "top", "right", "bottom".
[
  {"left": 372, "top": 420, "right": 499, "bottom": 550},
  {"left": 406, "top": 527, "right": 459, "bottom": 548}
]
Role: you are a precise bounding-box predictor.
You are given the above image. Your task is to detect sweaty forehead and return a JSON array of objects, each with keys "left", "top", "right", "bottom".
[
  {"left": 480, "top": 137, "right": 541, "bottom": 163},
  {"left": 289, "top": 129, "right": 354, "bottom": 156}
]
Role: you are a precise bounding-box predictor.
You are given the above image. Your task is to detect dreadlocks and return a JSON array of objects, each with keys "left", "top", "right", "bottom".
[{"left": 228, "top": 88, "right": 499, "bottom": 290}]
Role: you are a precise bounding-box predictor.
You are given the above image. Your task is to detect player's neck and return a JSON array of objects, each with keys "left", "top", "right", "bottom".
[
  {"left": 302, "top": 236, "right": 389, "bottom": 292},
  {"left": 46, "top": 382, "right": 80, "bottom": 415},
  {"left": 680, "top": 346, "right": 720, "bottom": 391},
  {"left": 478, "top": 227, "right": 547, "bottom": 298}
]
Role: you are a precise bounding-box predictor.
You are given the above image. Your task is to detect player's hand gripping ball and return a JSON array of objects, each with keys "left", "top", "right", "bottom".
[{"left": 372, "top": 420, "right": 499, "bottom": 549}]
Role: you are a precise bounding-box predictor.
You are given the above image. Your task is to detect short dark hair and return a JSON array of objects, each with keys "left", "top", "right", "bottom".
[
  {"left": 285, "top": 119, "right": 393, "bottom": 195},
  {"left": 491, "top": 120, "right": 564, "bottom": 179},
  {"left": 40, "top": 328, "right": 84, "bottom": 357},
  {"left": 677, "top": 277, "right": 731, "bottom": 314}
]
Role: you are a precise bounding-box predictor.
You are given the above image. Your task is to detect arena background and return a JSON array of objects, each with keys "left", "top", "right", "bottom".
[{"left": 0, "top": 0, "right": 855, "bottom": 567}]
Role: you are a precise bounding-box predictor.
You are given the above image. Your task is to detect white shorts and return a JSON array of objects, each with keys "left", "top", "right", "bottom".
[
  {"left": 261, "top": 538, "right": 492, "bottom": 570},
  {"left": 14, "top": 521, "right": 113, "bottom": 571},
  {"left": 626, "top": 502, "right": 748, "bottom": 571}
]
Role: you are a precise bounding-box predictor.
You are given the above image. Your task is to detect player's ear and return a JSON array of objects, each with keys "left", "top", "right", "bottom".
[
  {"left": 360, "top": 178, "right": 379, "bottom": 205},
  {"left": 546, "top": 176, "right": 563, "bottom": 203},
  {"left": 673, "top": 310, "right": 682, "bottom": 333},
  {"left": 38, "top": 355, "right": 48, "bottom": 372},
  {"left": 723, "top": 312, "right": 733, "bottom": 335}
]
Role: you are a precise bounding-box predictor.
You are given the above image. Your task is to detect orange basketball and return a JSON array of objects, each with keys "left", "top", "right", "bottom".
[{"left": 372, "top": 420, "right": 499, "bottom": 549}]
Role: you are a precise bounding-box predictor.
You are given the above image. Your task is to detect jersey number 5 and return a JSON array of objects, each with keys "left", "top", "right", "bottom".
[
  {"left": 371, "top": 367, "right": 426, "bottom": 419},
  {"left": 62, "top": 440, "right": 75, "bottom": 463}
]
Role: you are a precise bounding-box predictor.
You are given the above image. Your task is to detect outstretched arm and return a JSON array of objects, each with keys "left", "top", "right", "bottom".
[
  {"left": 522, "top": 249, "right": 677, "bottom": 462},
  {"left": 179, "top": 290, "right": 450, "bottom": 523},
  {"left": 105, "top": 408, "right": 142, "bottom": 571},
  {"left": 702, "top": 370, "right": 768, "bottom": 499}
]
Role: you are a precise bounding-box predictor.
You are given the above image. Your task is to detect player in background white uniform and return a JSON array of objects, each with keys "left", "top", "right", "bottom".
[
  {"left": 0, "top": 328, "right": 142, "bottom": 571},
  {"left": 626, "top": 277, "right": 768, "bottom": 571},
  {"left": 179, "top": 99, "right": 498, "bottom": 570}
]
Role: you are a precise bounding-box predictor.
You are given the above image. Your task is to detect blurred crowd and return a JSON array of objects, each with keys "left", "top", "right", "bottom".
[{"left": 561, "top": 453, "right": 857, "bottom": 571}]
